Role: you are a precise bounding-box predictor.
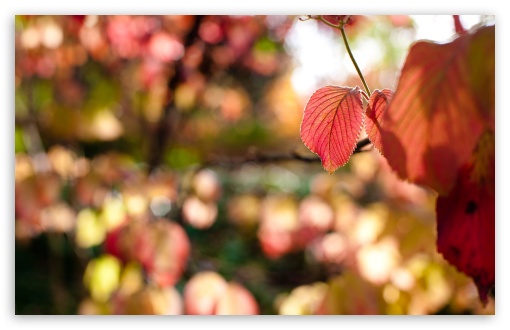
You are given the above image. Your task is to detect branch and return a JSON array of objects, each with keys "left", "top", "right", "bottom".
[{"left": 199, "top": 138, "right": 372, "bottom": 170}]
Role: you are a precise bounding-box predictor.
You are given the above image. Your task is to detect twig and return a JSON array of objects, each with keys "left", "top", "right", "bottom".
[{"left": 198, "top": 137, "right": 372, "bottom": 170}]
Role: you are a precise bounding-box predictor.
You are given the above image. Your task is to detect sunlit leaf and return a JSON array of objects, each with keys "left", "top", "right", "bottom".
[
  {"left": 300, "top": 86, "right": 364, "bottom": 174},
  {"left": 381, "top": 25, "right": 495, "bottom": 194},
  {"left": 365, "top": 89, "right": 393, "bottom": 154}
]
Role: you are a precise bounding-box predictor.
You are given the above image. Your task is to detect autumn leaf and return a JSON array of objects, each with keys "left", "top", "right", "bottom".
[
  {"left": 380, "top": 25, "right": 495, "bottom": 195},
  {"left": 300, "top": 86, "right": 364, "bottom": 174},
  {"left": 365, "top": 89, "right": 394, "bottom": 154},
  {"left": 436, "top": 131, "right": 495, "bottom": 304}
]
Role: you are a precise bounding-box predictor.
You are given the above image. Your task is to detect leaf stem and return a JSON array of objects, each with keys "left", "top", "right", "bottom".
[
  {"left": 339, "top": 25, "right": 371, "bottom": 96},
  {"left": 452, "top": 15, "right": 467, "bottom": 34},
  {"left": 317, "top": 16, "right": 371, "bottom": 96}
]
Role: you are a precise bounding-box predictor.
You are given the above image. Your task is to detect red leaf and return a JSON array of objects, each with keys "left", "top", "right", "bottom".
[
  {"left": 381, "top": 25, "right": 494, "bottom": 195},
  {"left": 436, "top": 131, "right": 495, "bottom": 305},
  {"left": 300, "top": 86, "right": 364, "bottom": 174},
  {"left": 365, "top": 89, "right": 394, "bottom": 154}
]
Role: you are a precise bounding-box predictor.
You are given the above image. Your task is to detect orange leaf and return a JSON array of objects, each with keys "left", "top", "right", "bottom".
[
  {"left": 381, "top": 25, "right": 495, "bottom": 195},
  {"left": 300, "top": 86, "right": 364, "bottom": 174}
]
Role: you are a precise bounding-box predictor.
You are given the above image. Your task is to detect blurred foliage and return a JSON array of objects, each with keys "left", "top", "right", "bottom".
[{"left": 15, "top": 15, "right": 494, "bottom": 315}]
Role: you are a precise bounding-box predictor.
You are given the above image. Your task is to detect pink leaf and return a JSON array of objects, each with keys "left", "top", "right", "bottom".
[
  {"left": 365, "top": 89, "right": 394, "bottom": 154},
  {"left": 380, "top": 25, "right": 494, "bottom": 195},
  {"left": 300, "top": 86, "right": 364, "bottom": 174}
]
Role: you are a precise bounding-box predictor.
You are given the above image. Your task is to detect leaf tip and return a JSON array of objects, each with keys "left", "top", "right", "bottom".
[{"left": 323, "top": 162, "right": 338, "bottom": 175}]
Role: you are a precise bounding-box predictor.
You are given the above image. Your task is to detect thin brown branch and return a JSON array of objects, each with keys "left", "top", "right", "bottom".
[{"left": 199, "top": 138, "right": 372, "bottom": 170}]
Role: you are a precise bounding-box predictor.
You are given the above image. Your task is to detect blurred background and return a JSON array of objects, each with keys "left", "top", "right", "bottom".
[{"left": 14, "top": 15, "right": 495, "bottom": 315}]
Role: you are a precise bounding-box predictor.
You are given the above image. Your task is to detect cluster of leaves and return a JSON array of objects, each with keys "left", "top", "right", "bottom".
[
  {"left": 300, "top": 16, "right": 494, "bottom": 304},
  {"left": 15, "top": 15, "right": 494, "bottom": 315}
]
